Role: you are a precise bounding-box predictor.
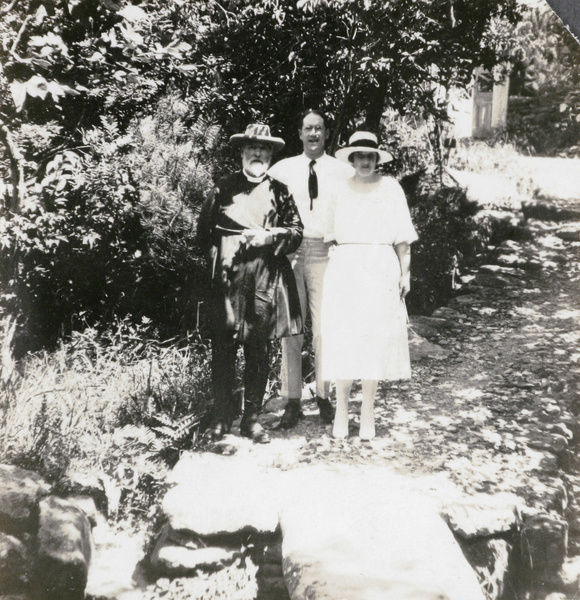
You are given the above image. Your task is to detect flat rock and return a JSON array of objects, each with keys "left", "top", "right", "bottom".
[
  {"left": 163, "top": 452, "right": 279, "bottom": 535},
  {"left": 279, "top": 465, "right": 486, "bottom": 600},
  {"left": 0, "top": 465, "right": 51, "bottom": 535},
  {"left": 34, "top": 496, "right": 92, "bottom": 600},
  {"left": 0, "top": 532, "right": 32, "bottom": 592},
  {"left": 409, "top": 316, "right": 454, "bottom": 339},
  {"left": 473, "top": 272, "right": 524, "bottom": 288},
  {"left": 555, "top": 223, "right": 580, "bottom": 242},
  {"left": 441, "top": 492, "right": 522, "bottom": 539},
  {"left": 431, "top": 306, "right": 465, "bottom": 319},
  {"left": 152, "top": 545, "right": 237, "bottom": 575},
  {"left": 408, "top": 330, "right": 452, "bottom": 361}
]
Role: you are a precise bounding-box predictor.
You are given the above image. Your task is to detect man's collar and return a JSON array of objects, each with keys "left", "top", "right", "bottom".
[
  {"left": 242, "top": 169, "right": 268, "bottom": 183},
  {"left": 301, "top": 152, "right": 327, "bottom": 162}
]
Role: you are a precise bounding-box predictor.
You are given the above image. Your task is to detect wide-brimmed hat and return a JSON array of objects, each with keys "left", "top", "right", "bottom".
[
  {"left": 230, "top": 124, "right": 285, "bottom": 153},
  {"left": 335, "top": 131, "right": 393, "bottom": 164}
]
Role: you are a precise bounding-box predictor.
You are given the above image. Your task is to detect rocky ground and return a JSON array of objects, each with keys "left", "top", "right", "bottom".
[
  {"left": 88, "top": 186, "right": 580, "bottom": 600},
  {"left": 241, "top": 212, "right": 580, "bottom": 508}
]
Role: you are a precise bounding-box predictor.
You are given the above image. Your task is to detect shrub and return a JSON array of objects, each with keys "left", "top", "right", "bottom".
[
  {"left": 1, "top": 93, "right": 218, "bottom": 356},
  {"left": 401, "top": 170, "right": 484, "bottom": 315},
  {"left": 0, "top": 317, "right": 212, "bottom": 520},
  {"left": 378, "top": 113, "right": 485, "bottom": 314}
]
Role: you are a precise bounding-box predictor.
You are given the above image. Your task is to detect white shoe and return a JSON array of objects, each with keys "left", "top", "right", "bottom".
[
  {"left": 332, "top": 420, "right": 349, "bottom": 439},
  {"left": 359, "top": 423, "right": 375, "bottom": 441}
]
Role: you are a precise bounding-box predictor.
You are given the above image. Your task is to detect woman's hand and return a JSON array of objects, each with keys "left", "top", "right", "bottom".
[{"left": 399, "top": 273, "right": 411, "bottom": 299}]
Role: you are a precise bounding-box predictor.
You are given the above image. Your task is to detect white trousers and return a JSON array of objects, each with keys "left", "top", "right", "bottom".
[{"left": 281, "top": 238, "right": 331, "bottom": 400}]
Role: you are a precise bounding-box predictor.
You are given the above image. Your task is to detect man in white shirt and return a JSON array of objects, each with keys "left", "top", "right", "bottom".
[{"left": 269, "top": 109, "right": 354, "bottom": 428}]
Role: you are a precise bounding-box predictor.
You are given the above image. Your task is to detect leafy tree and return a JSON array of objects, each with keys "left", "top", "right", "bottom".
[
  {"left": 187, "top": 0, "right": 521, "bottom": 155},
  {"left": 508, "top": 5, "right": 580, "bottom": 97},
  {"left": 1, "top": 0, "right": 524, "bottom": 351}
]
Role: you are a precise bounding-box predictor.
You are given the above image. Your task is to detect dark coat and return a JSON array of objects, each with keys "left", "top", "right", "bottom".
[{"left": 197, "top": 171, "right": 303, "bottom": 342}]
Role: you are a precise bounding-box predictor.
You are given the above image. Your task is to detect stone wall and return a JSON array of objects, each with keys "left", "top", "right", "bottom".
[
  {"left": 507, "top": 93, "right": 580, "bottom": 157},
  {"left": 0, "top": 464, "right": 93, "bottom": 600}
]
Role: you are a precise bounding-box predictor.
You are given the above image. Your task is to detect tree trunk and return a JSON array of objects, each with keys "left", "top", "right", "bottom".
[
  {"left": 0, "top": 119, "right": 26, "bottom": 214},
  {"left": 365, "top": 74, "right": 389, "bottom": 133}
]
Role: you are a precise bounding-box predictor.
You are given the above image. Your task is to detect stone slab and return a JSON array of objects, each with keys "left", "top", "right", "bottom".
[
  {"left": 164, "top": 452, "right": 279, "bottom": 535},
  {"left": 0, "top": 465, "right": 50, "bottom": 535},
  {"left": 34, "top": 496, "right": 92, "bottom": 600},
  {"left": 441, "top": 492, "right": 522, "bottom": 538},
  {"left": 279, "top": 465, "right": 486, "bottom": 600}
]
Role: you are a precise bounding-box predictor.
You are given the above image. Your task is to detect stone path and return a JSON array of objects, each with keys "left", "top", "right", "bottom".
[
  {"left": 155, "top": 453, "right": 486, "bottom": 600},
  {"left": 88, "top": 186, "right": 580, "bottom": 600}
]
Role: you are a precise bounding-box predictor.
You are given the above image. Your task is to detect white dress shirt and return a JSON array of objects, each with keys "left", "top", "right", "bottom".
[{"left": 269, "top": 153, "right": 354, "bottom": 239}]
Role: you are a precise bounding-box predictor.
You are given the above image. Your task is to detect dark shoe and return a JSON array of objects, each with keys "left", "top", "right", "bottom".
[
  {"left": 278, "top": 399, "right": 303, "bottom": 429},
  {"left": 316, "top": 396, "right": 335, "bottom": 424},
  {"left": 240, "top": 414, "right": 270, "bottom": 444},
  {"left": 202, "top": 420, "right": 229, "bottom": 443}
]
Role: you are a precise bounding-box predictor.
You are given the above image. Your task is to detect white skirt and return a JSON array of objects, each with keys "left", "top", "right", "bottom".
[{"left": 321, "top": 244, "right": 411, "bottom": 381}]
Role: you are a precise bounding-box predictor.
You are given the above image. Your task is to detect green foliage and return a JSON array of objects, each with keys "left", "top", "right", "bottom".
[
  {"left": 492, "top": 5, "right": 580, "bottom": 157},
  {"left": 508, "top": 6, "right": 580, "bottom": 98},
  {"left": 503, "top": 92, "right": 580, "bottom": 158},
  {"left": 0, "top": 316, "right": 211, "bottom": 518},
  {"left": 1, "top": 94, "right": 216, "bottom": 354},
  {"left": 189, "top": 0, "right": 521, "bottom": 153},
  {"left": 401, "top": 170, "right": 483, "bottom": 314}
]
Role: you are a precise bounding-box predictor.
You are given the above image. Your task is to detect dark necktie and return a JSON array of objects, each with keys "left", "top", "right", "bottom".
[{"left": 308, "top": 160, "right": 318, "bottom": 210}]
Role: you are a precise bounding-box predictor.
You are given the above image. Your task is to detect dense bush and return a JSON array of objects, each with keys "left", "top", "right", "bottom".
[
  {"left": 1, "top": 94, "right": 217, "bottom": 355},
  {"left": 504, "top": 91, "right": 580, "bottom": 157},
  {"left": 379, "top": 115, "right": 484, "bottom": 315},
  {"left": 400, "top": 170, "right": 483, "bottom": 315}
]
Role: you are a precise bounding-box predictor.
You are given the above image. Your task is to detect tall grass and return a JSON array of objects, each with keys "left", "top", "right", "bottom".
[{"left": 0, "top": 317, "right": 212, "bottom": 520}]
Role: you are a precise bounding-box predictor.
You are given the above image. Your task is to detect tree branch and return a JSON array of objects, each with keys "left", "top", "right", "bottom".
[
  {"left": 0, "top": 0, "right": 19, "bottom": 16},
  {"left": 0, "top": 118, "right": 27, "bottom": 214},
  {"left": 10, "top": 13, "right": 32, "bottom": 56}
]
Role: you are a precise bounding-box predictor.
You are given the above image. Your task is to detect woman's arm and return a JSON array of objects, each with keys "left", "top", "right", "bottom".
[{"left": 394, "top": 241, "right": 411, "bottom": 299}]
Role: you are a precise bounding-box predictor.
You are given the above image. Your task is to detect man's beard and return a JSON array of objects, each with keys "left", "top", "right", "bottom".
[{"left": 244, "top": 160, "right": 268, "bottom": 178}]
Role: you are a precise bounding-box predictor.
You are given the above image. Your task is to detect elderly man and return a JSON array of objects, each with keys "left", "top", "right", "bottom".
[
  {"left": 269, "top": 109, "right": 354, "bottom": 428},
  {"left": 197, "top": 124, "right": 303, "bottom": 444}
]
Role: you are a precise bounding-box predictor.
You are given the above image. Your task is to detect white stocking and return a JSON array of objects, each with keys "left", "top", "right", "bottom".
[
  {"left": 359, "top": 380, "right": 378, "bottom": 440},
  {"left": 333, "top": 379, "right": 352, "bottom": 439}
]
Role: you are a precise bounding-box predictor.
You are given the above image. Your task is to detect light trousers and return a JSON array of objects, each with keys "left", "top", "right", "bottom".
[{"left": 281, "top": 238, "right": 331, "bottom": 400}]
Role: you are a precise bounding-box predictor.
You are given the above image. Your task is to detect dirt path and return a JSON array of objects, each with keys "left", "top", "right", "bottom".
[
  {"left": 110, "top": 198, "right": 580, "bottom": 600},
  {"left": 239, "top": 207, "right": 580, "bottom": 513}
]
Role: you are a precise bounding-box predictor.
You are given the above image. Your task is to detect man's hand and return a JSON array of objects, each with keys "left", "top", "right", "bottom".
[{"left": 241, "top": 229, "right": 273, "bottom": 248}]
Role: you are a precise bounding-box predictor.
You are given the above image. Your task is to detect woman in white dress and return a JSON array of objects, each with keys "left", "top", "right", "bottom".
[{"left": 321, "top": 131, "right": 418, "bottom": 440}]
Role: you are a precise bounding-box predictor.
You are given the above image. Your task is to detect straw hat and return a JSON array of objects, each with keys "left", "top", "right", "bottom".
[
  {"left": 335, "top": 131, "right": 393, "bottom": 164},
  {"left": 230, "top": 124, "right": 285, "bottom": 153}
]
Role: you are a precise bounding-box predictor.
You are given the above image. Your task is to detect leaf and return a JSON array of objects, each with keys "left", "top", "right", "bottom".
[
  {"left": 119, "top": 23, "right": 144, "bottom": 46},
  {"left": 119, "top": 4, "right": 147, "bottom": 22},
  {"left": 31, "top": 58, "right": 52, "bottom": 69},
  {"left": 47, "top": 81, "right": 67, "bottom": 99},
  {"left": 60, "top": 84, "right": 80, "bottom": 96},
  {"left": 25, "top": 75, "right": 49, "bottom": 99},
  {"left": 9, "top": 81, "right": 27, "bottom": 112},
  {"left": 99, "top": 0, "right": 122, "bottom": 11}
]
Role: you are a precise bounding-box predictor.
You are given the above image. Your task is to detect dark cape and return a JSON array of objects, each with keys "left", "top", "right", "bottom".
[{"left": 197, "top": 171, "right": 304, "bottom": 341}]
